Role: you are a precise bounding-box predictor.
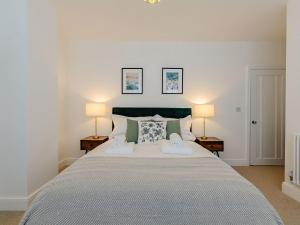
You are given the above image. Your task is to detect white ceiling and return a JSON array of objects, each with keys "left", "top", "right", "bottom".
[{"left": 54, "top": 0, "right": 287, "bottom": 41}]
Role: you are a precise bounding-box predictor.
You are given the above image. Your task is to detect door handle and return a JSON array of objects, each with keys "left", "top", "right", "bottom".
[{"left": 252, "top": 121, "right": 257, "bottom": 125}]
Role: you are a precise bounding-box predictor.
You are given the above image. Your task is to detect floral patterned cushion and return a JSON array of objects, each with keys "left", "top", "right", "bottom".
[{"left": 138, "top": 120, "right": 167, "bottom": 144}]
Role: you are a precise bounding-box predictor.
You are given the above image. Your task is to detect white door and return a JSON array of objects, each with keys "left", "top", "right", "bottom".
[{"left": 249, "top": 68, "right": 285, "bottom": 165}]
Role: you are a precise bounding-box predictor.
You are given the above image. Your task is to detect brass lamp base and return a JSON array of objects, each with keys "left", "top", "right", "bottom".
[
  {"left": 93, "top": 117, "right": 100, "bottom": 140},
  {"left": 201, "top": 118, "right": 208, "bottom": 140}
]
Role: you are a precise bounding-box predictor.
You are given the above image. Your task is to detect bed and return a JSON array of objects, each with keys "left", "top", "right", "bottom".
[{"left": 20, "top": 107, "right": 283, "bottom": 225}]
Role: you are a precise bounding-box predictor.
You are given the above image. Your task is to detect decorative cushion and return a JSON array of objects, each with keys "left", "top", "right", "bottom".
[
  {"left": 154, "top": 115, "right": 196, "bottom": 141},
  {"left": 109, "top": 115, "right": 153, "bottom": 139},
  {"left": 126, "top": 119, "right": 139, "bottom": 143},
  {"left": 138, "top": 121, "right": 167, "bottom": 144},
  {"left": 166, "top": 120, "right": 181, "bottom": 140}
]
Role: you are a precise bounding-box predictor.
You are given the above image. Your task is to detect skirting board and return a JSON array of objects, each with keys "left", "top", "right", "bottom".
[
  {"left": 282, "top": 181, "right": 300, "bottom": 203},
  {"left": 0, "top": 184, "right": 46, "bottom": 211},
  {"left": 222, "top": 159, "right": 249, "bottom": 166},
  {"left": 0, "top": 196, "right": 28, "bottom": 211},
  {"left": 0, "top": 174, "right": 54, "bottom": 211},
  {"left": 59, "top": 158, "right": 78, "bottom": 170},
  {"left": 1, "top": 160, "right": 77, "bottom": 210}
]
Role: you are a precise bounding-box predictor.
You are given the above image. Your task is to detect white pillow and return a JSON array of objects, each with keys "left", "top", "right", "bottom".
[
  {"left": 153, "top": 115, "right": 196, "bottom": 141},
  {"left": 180, "top": 115, "right": 196, "bottom": 141},
  {"left": 109, "top": 114, "right": 153, "bottom": 139}
]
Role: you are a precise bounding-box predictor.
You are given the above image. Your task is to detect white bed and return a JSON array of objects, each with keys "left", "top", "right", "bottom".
[{"left": 20, "top": 107, "right": 283, "bottom": 225}]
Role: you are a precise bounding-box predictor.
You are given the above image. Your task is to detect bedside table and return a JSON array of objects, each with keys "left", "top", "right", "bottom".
[
  {"left": 80, "top": 136, "right": 109, "bottom": 154},
  {"left": 195, "top": 137, "right": 224, "bottom": 157}
]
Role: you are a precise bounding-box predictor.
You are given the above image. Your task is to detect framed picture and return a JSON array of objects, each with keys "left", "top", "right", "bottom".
[
  {"left": 122, "top": 68, "right": 143, "bottom": 94},
  {"left": 162, "top": 68, "right": 183, "bottom": 94}
]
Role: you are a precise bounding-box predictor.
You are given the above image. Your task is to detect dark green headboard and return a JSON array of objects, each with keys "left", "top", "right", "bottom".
[{"left": 112, "top": 107, "right": 192, "bottom": 118}]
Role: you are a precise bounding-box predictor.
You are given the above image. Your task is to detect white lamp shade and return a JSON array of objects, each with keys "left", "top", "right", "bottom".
[
  {"left": 86, "top": 103, "right": 106, "bottom": 117},
  {"left": 193, "top": 104, "right": 215, "bottom": 118}
]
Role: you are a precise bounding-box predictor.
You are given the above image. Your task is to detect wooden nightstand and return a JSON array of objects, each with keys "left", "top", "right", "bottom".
[
  {"left": 195, "top": 137, "right": 224, "bottom": 157},
  {"left": 80, "top": 136, "right": 109, "bottom": 154}
]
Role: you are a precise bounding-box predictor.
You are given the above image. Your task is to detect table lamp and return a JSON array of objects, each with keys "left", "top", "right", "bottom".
[
  {"left": 193, "top": 104, "right": 215, "bottom": 140},
  {"left": 86, "top": 103, "right": 106, "bottom": 139}
]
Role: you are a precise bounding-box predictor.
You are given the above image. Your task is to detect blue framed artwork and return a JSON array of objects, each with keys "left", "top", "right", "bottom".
[
  {"left": 162, "top": 68, "right": 183, "bottom": 94},
  {"left": 122, "top": 68, "right": 143, "bottom": 94}
]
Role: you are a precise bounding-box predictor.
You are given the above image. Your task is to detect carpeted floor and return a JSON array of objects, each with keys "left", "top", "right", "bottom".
[
  {"left": 234, "top": 166, "right": 300, "bottom": 225},
  {"left": 0, "top": 211, "right": 23, "bottom": 225},
  {"left": 1, "top": 166, "right": 300, "bottom": 225}
]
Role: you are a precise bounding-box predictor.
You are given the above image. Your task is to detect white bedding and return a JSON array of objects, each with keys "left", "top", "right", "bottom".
[
  {"left": 85, "top": 140, "right": 216, "bottom": 159},
  {"left": 21, "top": 144, "right": 283, "bottom": 225}
]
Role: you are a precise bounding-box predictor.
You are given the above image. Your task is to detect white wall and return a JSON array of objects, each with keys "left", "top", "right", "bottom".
[
  {"left": 0, "top": 0, "right": 28, "bottom": 209},
  {"left": 282, "top": 0, "right": 300, "bottom": 202},
  {"left": 0, "top": 0, "right": 60, "bottom": 210},
  {"left": 58, "top": 29, "right": 67, "bottom": 163},
  {"left": 62, "top": 41, "right": 285, "bottom": 165},
  {"left": 27, "top": 0, "right": 59, "bottom": 195}
]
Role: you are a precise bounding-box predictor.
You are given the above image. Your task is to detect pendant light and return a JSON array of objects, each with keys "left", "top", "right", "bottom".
[{"left": 144, "top": 0, "right": 161, "bottom": 4}]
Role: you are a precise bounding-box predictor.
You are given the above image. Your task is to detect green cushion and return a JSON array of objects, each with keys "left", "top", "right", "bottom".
[
  {"left": 126, "top": 119, "right": 139, "bottom": 143},
  {"left": 166, "top": 120, "right": 181, "bottom": 140}
]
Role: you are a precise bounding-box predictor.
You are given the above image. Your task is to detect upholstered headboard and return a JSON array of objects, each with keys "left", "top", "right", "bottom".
[
  {"left": 112, "top": 107, "right": 192, "bottom": 130},
  {"left": 112, "top": 107, "right": 192, "bottom": 118}
]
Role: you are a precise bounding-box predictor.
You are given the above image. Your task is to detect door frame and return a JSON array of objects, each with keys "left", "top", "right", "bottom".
[{"left": 246, "top": 66, "right": 286, "bottom": 165}]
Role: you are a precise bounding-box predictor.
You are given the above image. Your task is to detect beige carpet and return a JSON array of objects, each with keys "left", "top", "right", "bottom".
[
  {"left": 234, "top": 166, "right": 300, "bottom": 225},
  {"left": 0, "top": 211, "right": 23, "bottom": 225},
  {"left": 1, "top": 166, "right": 300, "bottom": 225}
]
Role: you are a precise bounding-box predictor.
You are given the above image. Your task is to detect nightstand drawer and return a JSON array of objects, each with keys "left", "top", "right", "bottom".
[
  {"left": 80, "top": 141, "right": 100, "bottom": 151},
  {"left": 201, "top": 143, "right": 223, "bottom": 151},
  {"left": 195, "top": 137, "right": 224, "bottom": 157},
  {"left": 80, "top": 136, "right": 109, "bottom": 154}
]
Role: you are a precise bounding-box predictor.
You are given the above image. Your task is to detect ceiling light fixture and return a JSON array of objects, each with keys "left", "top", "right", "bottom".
[{"left": 144, "top": 0, "right": 161, "bottom": 4}]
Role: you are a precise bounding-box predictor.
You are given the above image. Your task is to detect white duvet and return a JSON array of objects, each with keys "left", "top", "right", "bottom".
[{"left": 85, "top": 140, "right": 216, "bottom": 159}]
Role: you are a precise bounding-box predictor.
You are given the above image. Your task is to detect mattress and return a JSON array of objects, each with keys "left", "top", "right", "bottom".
[{"left": 20, "top": 143, "right": 283, "bottom": 225}]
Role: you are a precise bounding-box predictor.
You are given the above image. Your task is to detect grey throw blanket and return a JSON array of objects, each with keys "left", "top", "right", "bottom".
[{"left": 20, "top": 157, "right": 283, "bottom": 225}]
